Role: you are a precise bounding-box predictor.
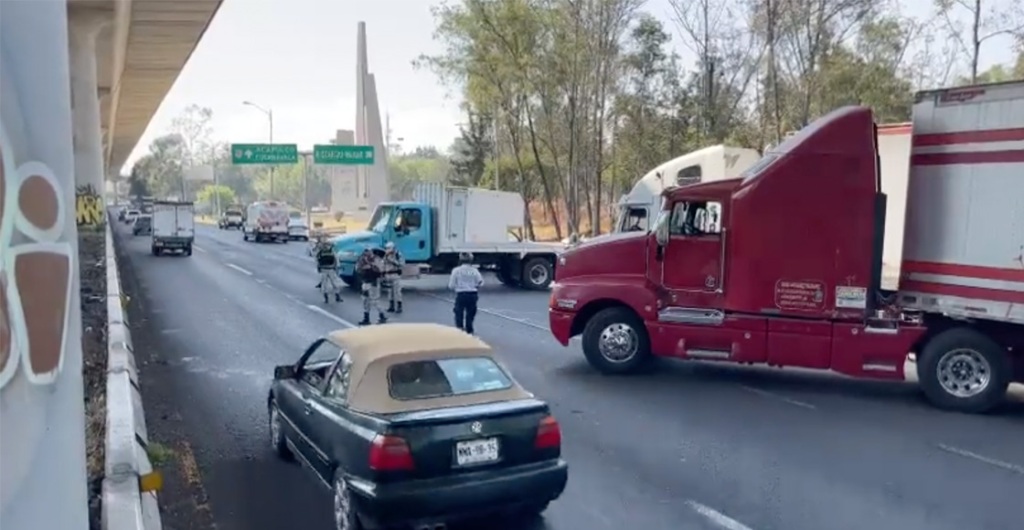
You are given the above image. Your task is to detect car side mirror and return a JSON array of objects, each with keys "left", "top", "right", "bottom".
[{"left": 274, "top": 365, "right": 297, "bottom": 380}]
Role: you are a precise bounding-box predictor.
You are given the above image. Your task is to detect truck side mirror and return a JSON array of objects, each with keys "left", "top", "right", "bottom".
[{"left": 655, "top": 221, "right": 669, "bottom": 247}]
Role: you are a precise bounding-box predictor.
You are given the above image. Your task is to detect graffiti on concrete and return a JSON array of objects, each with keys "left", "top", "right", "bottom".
[
  {"left": 0, "top": 122, "right": 74, "bottom": 390},
  {"left": 76, "top": 183, "right": 103, "bottom": 228}
]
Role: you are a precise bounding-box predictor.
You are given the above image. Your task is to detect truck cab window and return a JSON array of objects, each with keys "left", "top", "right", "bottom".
[
  {"left": 396, "top": 208, "right": 422, "bottom": 231},
  {"left": 619, "top": 208, "right": 648, "bottom": 232},
  {"left": 669, "top": 200, "right": 722, "bottom": 237},
  {"left": 676, "top": 165, "right": 702, "bottom": 186},
  {"left": 368, "top": 205, "right": 394, "bottom": 233}
]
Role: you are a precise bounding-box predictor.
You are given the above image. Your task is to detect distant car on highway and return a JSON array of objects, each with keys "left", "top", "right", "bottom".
[
  {"left": 288, "top": 211, "right": 309, "bottom": 241},
  {"left": 267, "top": 323, "right": 567, "bottom": 530},
  {"left": 131, "top": 214, "right": 152, "bottom": 236},
  {"left": 218, "top": 208, "right": 244, "bottom": 230}
]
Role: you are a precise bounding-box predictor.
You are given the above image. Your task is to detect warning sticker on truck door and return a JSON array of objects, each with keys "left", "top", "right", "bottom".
[
  {"left": 774, "top": 280, "right": 826, "bottom": 311},
  {"left": 835, "top": 286, "right": 868, "bottom": 309}
]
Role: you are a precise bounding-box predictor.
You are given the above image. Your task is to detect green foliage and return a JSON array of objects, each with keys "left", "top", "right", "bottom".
[
  {"left": 195, "top": 185, "right": 236, "bottom": 214},
  {"left": 414, "top": 0, "right": 1023, "bottom": 238}
]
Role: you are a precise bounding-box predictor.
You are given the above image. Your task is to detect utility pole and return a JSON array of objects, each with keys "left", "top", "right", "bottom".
[
  {"left": 302, "top": 151, "right": 312, "bottom": 226},
  {"left": 243, "top": 100, "right": 275, "bottom": 197},
  {"left": 212, "top": 145, "right": 221, "bottom": 217}
]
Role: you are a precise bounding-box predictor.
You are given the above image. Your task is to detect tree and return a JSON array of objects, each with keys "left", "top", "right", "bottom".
[
  {"left": 414, "top": 0, "right": 1000, "bottom": 241},
  {"left": 936, "top": 0, "right": 1024, "bottom": 83},
  {"left": 171, "top": 104, "right": 215, "bottom": 167},
  {"left": 130, "top": 134, "right": 186, "bottom": 199},
  {"left": 195, "top": 185, "right": 236, "bottom": 215},
  {"left": 127, "top": 164, "right": 150, "bottom": 197},
  {"left": 449, "top": 108, "right": 493, "bottom": 187}
]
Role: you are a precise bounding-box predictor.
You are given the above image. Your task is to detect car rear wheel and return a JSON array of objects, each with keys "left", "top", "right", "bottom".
[
  {"left": 332, "top": 472, "right": 362, "bottom": 530},
  {"left": 268, "top": 401, "right": 293, "bottom": 460}
]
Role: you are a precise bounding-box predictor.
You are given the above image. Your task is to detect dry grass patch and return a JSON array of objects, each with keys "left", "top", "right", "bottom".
[{"left": 79, "top": 230, "right": 108, "bottom": 530}]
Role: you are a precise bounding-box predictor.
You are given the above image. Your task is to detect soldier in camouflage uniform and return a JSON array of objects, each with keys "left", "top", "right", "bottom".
[{"left": 356, "top": 248, "right": 387, "bottom": 325}]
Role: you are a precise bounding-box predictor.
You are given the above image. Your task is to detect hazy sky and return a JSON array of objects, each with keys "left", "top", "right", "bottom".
[{"left": 125, "top": 0, "right": 1017, "bottom": 171}]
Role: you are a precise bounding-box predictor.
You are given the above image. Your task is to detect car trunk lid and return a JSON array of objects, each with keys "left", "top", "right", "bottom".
[{"left": 385, "top": 398, "right": 551, "bottom": 479}]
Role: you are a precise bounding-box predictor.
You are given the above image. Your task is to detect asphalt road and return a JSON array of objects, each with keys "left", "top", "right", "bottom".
[{"left": 115, "top": 221, "right": 1024, "bottom": 530}]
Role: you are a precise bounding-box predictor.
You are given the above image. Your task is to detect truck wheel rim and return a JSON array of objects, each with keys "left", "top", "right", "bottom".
[
  {"left": 528, "top": 264, "right": 549, "bottom": 286},
  {"left": 599, "top": 323, "right": 639, "bottom": 363},
  {"left": 937, "top": 348, "right": 991, "bottom": 398},
  {"left": 269, "top": 406, "right": 282, "bottom": 448},
  {"left": 333, "top": 477, "right": 352, "bottom": 530}
]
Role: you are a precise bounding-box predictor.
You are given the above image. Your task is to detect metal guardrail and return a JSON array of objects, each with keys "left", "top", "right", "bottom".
[{"left": 102, "top": 223, "right": 161, "bottom": 530}]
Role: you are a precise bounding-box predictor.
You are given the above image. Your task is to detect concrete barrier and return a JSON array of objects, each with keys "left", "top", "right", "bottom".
[{"left": 102, "top": 223, "right": 161, "bottom": 530}]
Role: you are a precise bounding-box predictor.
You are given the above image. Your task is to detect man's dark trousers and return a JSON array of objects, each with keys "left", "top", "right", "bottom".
[{"left": 454, "top": 291, "right": 479, "bottom": 334}]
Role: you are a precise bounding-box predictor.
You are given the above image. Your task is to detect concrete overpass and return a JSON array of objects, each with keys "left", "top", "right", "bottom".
[
  {"left": 0, "top": 1, "right": 221, "bottom": 529},
  {"left": 69, "top": 0, "right": 223, "bottom": 181}
]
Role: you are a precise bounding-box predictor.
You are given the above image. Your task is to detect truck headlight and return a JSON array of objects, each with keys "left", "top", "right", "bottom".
[{"left": 559, "top": 256, "right": 566, "bottom": 266}]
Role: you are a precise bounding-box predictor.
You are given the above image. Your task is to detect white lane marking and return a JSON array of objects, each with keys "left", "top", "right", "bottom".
[
  {"left": 255, "top": 278, "right": 267, "bottom": 284},
  {"left": 686, "top": 501, "right": 755, "bottom": 530},
  {"left": 937, "top": 444, "right": 1024, "bottom": 475},
  {"left": 193, "top": 245, "right": 207, "bottom": 253},
  {"left": 419, "top": 292, "right": 550, "bottom": 332},
  {"left": 739, "top": 385, "right": 817, "bottom": 410},
  {"left": 226, "top": 263, "right": 253, "bottom": 276},
  {"left": 306, "top": 304, "right": 357, "bottom": 329}
]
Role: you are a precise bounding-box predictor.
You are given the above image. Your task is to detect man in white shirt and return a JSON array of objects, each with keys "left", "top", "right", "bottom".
[{"left": 448, "top": 252, "right": 483, "bottom": 334}]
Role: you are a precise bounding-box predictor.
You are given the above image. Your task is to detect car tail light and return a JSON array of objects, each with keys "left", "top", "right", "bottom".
[
  {"left": 534, "top": 415, "right": 561, "bottom": 449},
  {"left": 369, "top": 434, "right": 415, "bottom": 471}
]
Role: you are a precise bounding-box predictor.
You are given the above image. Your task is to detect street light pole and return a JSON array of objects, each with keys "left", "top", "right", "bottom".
[{"left": 243, "top": 100, "right": 275, "bottom": 198}]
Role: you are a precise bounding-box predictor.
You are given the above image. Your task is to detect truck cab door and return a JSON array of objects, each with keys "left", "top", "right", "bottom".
[
  {"left": 657, "top": 199, "right": 726, "bottom": 308},
  {"left": 392, "top": 206, "right": 430, "bottom": 262}
]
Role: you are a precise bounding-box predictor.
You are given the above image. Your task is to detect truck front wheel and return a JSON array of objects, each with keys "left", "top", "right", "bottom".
[
  {"left": 521, "top": 257, "right": 554, "bottom": 290},
  {"left": 581, "top": 307, "right": 651, "bottom": 374},
  {"left": 917, "top": 327, "right": 1010, "bottom": 413}
]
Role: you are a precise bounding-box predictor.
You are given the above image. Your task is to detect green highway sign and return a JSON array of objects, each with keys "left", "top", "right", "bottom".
[
  {"left": 313, "top": 144, "right": 375, "bottom": 165},
  {"left": 231, "top": 143, "right": 298, "bottom": 164}
]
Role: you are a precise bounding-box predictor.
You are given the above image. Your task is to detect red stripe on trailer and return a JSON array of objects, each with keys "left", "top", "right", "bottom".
[
  {"left": 878, "top": 123, "right": 911, "bottom": 136},
  {"left": 903, "top": 261, "right": 1024, "bottom": 282},
  {"left": 911, "top": 150, "right": 1024, "bottom": 166},
  {"left": 900, "top": 280, "right": 1024, "bottom": 304},
  {"left": 912, "top": 127, "right": 1024, "bottom": 147}
]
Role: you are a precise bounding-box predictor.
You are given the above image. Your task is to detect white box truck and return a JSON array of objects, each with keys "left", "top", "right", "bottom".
[
  {"left": 331, "top": 183, "right": 564, "bottom": 290},
  {"left": 243, "top": 200, "right": 290, "bottom": 243},
  {"left": 151, "top": 200, "right": 195, "bottom": 256}
]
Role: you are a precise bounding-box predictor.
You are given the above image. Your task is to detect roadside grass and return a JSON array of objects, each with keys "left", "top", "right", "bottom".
[
  {"left": 80, "top": 229, "right": 108, "bottom": 530},
  {"left": 147, "top": 441, "right": 176, "bottom": 468}
]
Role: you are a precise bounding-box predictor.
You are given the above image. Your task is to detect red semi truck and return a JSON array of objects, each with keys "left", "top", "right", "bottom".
[{"left": 549, "top": 81, "right": 1024, "bottom": 413}]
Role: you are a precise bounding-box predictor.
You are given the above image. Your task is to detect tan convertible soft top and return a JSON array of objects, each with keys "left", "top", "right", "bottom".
[{"left": 326, "top": 323, "right": 532, "bottom": 414}]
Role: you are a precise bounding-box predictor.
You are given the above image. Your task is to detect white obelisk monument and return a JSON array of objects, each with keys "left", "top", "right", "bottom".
[{"left": 355, "top": 22, "right": 391, "bottom": 211}]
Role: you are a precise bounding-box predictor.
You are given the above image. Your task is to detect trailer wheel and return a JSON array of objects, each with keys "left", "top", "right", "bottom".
[
  {"left": 581, "top": 307, "right": 651, "bottom": 374},
  {"left": 917, "top": 327, "right": 1010, "bottom": 413},
  {"left": 521, "top": 257, "right": 553, "bottom": 290}
]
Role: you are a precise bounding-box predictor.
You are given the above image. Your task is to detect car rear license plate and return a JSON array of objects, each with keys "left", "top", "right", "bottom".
[{"left": 455, "top": 437, "right": 499, "bottom": 466}]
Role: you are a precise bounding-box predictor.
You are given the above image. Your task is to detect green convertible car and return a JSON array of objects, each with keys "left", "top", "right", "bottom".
[{"left": 267, "top": 323, "right": 569, "bottom": 530}]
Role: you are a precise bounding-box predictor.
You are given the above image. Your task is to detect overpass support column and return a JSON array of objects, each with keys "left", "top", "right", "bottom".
[
  {"left": 0, "top": 3, "right": 88, "bottom": 530},
  {"left": 68, "top": 8, "right": 110, "bottom": 226}
]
